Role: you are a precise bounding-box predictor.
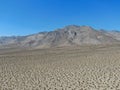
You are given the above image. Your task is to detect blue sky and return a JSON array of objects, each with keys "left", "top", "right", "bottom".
[{"left": 0, "top": 0, "right": 120, "bottom": 36}]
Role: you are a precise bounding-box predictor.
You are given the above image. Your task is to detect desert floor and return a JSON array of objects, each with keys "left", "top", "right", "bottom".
[{"left": 1, "top": 44, "right": 120, "bottom": 90}]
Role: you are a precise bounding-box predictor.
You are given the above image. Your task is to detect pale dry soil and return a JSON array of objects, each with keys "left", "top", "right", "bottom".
[{"left": 0, "top": 45, "right": 120, "bottom": 90}]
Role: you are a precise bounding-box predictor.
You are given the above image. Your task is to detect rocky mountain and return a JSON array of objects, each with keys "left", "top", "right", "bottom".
[{"left": 0, "top": 25, "right": 120, "bottom": 49}]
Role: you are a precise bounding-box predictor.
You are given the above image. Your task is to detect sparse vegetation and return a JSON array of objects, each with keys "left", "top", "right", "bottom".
[{"left": 0, "top": 45, "right": 120, "bottom": 90}]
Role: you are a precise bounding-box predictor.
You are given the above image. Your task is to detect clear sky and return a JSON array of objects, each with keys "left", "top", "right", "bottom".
[{"left": 0, "top": 0, "right": 120, "bottom": 36}]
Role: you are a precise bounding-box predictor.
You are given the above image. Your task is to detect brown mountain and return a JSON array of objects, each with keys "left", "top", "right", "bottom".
[{"left": 0, "top": 25, "right": 120, "bottom": 49}]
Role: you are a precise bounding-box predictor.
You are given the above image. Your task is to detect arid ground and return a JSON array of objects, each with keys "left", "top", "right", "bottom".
[{"left": 1, "top": 44, "right": 120, "bottom": 90}]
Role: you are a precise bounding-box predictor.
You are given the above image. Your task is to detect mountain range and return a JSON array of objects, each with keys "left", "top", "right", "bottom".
[{"left": 0, "top": 25, "right": 120, "bottom": 49}]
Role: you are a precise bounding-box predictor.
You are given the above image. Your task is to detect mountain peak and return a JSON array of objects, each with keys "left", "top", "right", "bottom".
[
  {"left": 0, "top": 25, "right": 120, "bottom": 49},
  {"left": 63, "top": 25, "right": 80, "bottom": 31},
  {"left": 64, "top": 25, "right": 93, "bottom": 29},
  {"left": 64, "top": 25, "right": 80, "bottom": 28}
]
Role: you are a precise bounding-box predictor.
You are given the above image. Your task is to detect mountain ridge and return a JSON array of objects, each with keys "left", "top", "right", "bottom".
[{"left": 0, "top": 25, "right": 120, "bottom": 49}]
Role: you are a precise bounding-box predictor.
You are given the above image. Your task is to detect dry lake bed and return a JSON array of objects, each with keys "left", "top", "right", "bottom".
[{"left": 1, "top": 44, "right": 120, "bottom": 90}]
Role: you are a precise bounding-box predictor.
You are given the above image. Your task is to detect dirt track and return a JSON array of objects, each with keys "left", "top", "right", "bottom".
[{"left": 0, "top": 45, "right": 120, "bottom": 90}]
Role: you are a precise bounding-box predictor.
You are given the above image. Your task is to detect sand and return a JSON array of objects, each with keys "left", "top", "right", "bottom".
[{"left": 0, "top": 44, "right": 120, "bottom": 90}]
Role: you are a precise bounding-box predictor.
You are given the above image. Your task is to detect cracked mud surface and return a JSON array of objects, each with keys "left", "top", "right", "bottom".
[{"left": 0, "top": 45, "right": 120, "bottom": 90}]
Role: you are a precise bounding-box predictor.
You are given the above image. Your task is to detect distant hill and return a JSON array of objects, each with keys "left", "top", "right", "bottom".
[{"left": 0, "top": 25, "right": 120, "bottom": 49}]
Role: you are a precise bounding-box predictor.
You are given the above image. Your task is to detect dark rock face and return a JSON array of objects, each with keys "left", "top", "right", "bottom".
[{"left": 0, "top": 25, "right": 120, "bottom": 48}]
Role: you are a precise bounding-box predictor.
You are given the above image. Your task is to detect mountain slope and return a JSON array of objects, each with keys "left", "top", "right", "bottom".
[{"left": 0, "top": 25, "right": 120, "bottom": 48}]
